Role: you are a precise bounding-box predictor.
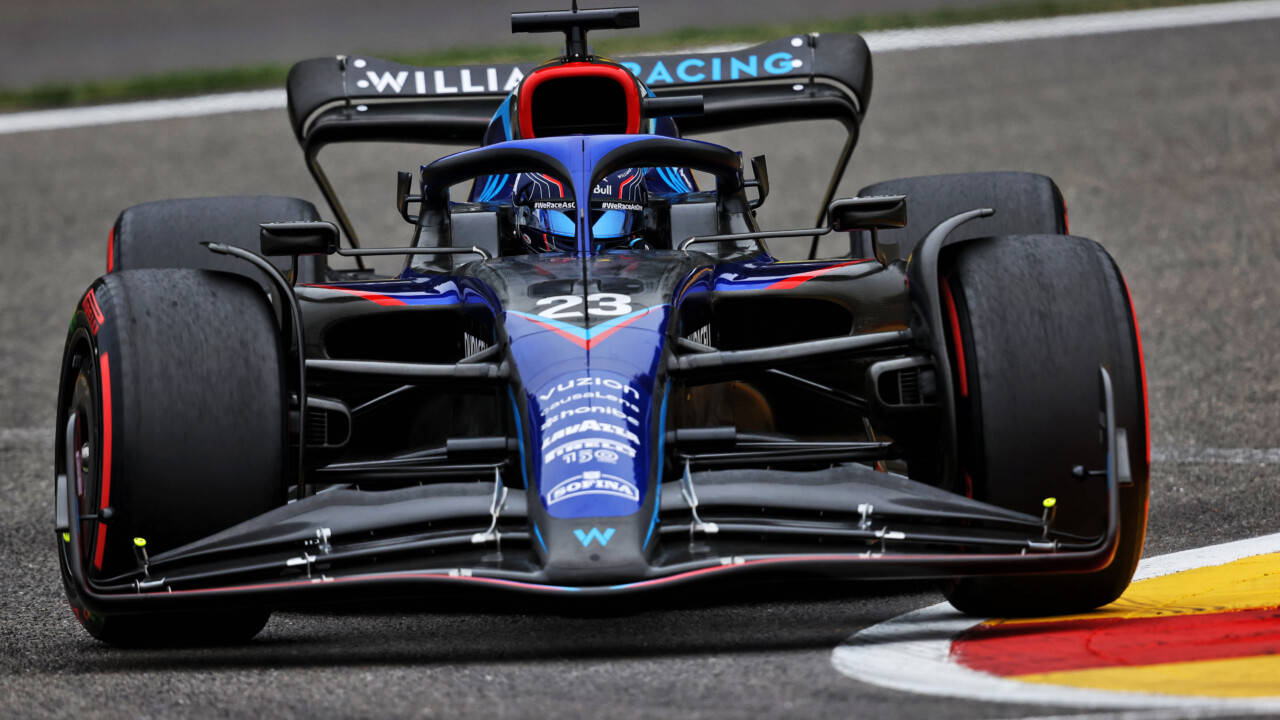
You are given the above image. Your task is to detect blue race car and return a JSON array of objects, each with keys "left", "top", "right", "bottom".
[{"left": 55, "top": 5, "right": 1149, "bottom": 645}]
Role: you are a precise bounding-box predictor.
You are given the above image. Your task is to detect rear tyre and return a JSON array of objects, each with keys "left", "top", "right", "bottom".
[
  {"left": 857, "top": 172, "right": 1066, "bottom": 260},
  {"left": 110, "top": 195, "right": 325, "bottom": 284},
  {"left": 939, "top": 234, "right": 1149, "bottom": 617},
  {"left": 55, "top": 269, "right": 285, "bottom": 645}
]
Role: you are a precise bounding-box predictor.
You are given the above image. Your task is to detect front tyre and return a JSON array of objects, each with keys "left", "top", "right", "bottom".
[
  {"left": 940, "top": 235, "right": 1149, "bottom": 617},
  {"left": 55, "top": 269, "right": 285, "bottom": 645}
]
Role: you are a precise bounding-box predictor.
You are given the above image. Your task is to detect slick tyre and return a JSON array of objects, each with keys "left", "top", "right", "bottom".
[
  {"left": 55, "top": 269, "right": 285, "bottom": 645},
  {"left": 110, "top": 195, "right": 325, "bottom": 285},
  {"left": 939, "top": 234, "right": 1149, "bottom": 617}
]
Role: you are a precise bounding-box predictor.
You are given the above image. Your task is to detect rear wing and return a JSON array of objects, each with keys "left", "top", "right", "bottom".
[
  {"left": 285, "top": 34, "right": 871, "bottom": 244},
  {"left": 287, "top": 34, "right": 870, "bottom": 147}
]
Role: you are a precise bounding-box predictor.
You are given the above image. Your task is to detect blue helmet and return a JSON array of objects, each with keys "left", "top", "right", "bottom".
[{"left": 514, "top": 168, "right": 648, "bottom": 253}]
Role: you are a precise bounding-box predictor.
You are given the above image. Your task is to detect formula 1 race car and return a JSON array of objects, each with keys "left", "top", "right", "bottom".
[{"left": 55, "top": 5, "right": 1149, "bottom": 645}]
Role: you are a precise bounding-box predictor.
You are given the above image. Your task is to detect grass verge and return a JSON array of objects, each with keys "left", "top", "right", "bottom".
[{"left": 0, "top": 0, "right": 1235, "bottom": 111}]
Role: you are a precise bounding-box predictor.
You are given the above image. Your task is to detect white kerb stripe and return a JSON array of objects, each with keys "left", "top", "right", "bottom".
[{"left": 3, "top": 2, "right": 1280, "bottom": 135}]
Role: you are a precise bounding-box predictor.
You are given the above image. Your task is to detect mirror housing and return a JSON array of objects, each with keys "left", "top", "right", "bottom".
[
  {"left": 641, "top": 94, "right": 704, "bottom": 119},
  {"left": 828, "top": 194, "right": 907, "bottom": 232},
  {"left": 260, "top": 221, "right": 339, "bottom": 257},
  {"left": 396, "top": 170, "right": 421, "bottom": 224},
  {"left": 747, "top": 155, "right": 770, "bottom": 210}
]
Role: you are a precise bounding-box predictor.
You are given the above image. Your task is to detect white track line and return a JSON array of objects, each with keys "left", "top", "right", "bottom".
[
  {"left": 3, "top": 1, "right": 1280, "bottom": 135},
  {"left": 863, "top": 0, "right": 1280, "bottom": 52},
  {"left": 0, "top": 89, "right": 284, "bottom": 136},
  {"left": 831, "top": 532, "right": 1280, "bottom": 711}
]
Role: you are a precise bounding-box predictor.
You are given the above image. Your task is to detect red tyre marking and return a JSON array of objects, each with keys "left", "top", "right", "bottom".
[
  {"left": 940, "top": 276, "right": 968, "bottom": 397},
  {"left": 93, "top": 352, "right": 113, "bottom": 570},
  {"left": 81, "top": 289, "right": 105, "bottom": 336},
  {"left": 952, "top": 606, "right": 1280, "bottom": 676},
  {"left": 765, "top": 259, "right": 872, "bottom": 290},
  {"left": 106, "top": 226, "right": 115, "bottom": 273},
  {"left": 1120, "top": 276, "right": 1150, "bottom": 467}
]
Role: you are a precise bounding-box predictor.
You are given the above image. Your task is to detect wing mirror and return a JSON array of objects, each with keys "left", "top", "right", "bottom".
[
  {"left": 396, "top": 170, "right": 423, "bottom": 224},
  {"left": 746, "top": 155, "right": 770, "bottom": 210},
  {"left": 828, "top": 194, "right": 907, "bottom": 232},
  {"left": 259, "top": 221, "right": 340, "bottom": 257},
  {"left": 828, "top": 195, "right": 907, "bottom": 264},
  {"left": 641, "top": 94, "right": 704, "bottom": 119}
]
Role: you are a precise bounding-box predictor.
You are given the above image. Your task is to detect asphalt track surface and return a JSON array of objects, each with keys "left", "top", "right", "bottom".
[
  {"left": 3, "top": 0, "right": 1043, "bottom": 89},
  {"left": 2, "top": 15, "right": 1279, "bottom": 720}
]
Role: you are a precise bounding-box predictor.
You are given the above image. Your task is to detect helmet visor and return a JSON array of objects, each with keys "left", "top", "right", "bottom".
[
  {"left": 589, "top": 201, "right": 644, "bottom": 242},
  {"left": 537, "top": 208, "right": 577, "bottom": 237}
]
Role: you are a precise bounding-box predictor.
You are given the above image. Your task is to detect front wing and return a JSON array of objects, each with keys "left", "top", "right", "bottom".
[{"left": 55, "top": 369, "right": 1129, "bottom": 615}]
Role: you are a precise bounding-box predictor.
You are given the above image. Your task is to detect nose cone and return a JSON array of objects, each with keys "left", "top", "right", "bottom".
[
  {"left": 522, "top": 365, "right": 665, "bottom": 585},
  {"left": 476, "top": 251, "right": 707, "bottom": 583},
  {"left": 540, "top": 520, "right": 651, "bottom": 585}
]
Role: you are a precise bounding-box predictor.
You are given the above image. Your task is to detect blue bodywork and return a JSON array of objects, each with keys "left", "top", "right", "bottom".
[
  {"left": 293, "top": 134, "right": 894, "bottom": 581},
  {"left": 304, "top": 134, "right": 838, "bottom": 567}
]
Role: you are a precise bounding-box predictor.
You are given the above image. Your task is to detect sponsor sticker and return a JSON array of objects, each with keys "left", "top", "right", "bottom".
[
  {"left": 538, "top": 376, "right": 641, "bottom": 402},
  {"left": 541, "top": 404, "right": 638, "bottom": 430},
  {"left": 543, "top": 391, "right": 641, "bottom": 417},
  {"left": 547, "top": 470, "right": 640, "bottom": 505},
  {"left": 541, "top": 419, "right": 640, "bottom": 450},
  {"left": 532, "top": 372, "right": 650, "bottom": 515},
  {"left": 543, "top": 437, "right": 637, "bottom": 464}
]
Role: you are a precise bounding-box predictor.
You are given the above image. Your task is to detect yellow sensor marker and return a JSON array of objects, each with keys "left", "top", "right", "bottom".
[
  {"left": 1040, "top": 498, "right": 1058, "bottom": 539},
  {"left": 132, "top": 537, "right": 151, "bottom": 577}
]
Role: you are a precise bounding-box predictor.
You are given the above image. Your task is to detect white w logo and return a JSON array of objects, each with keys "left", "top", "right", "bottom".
[
  {"left": 573, "top": 527, "right": 616, "bottom": 547},
  {"left": 365, "top": 70, "right": 408, "bottom": 93}
]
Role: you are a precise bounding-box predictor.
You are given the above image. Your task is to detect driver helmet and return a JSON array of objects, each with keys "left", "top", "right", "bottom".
[{"left": 514, "top": 168, "right": 648, "bottom": 253}]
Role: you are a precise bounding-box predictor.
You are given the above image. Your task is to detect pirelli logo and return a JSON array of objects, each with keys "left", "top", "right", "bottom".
[{"left": 81, "top": 289, "right": 105, "bottom": 335}]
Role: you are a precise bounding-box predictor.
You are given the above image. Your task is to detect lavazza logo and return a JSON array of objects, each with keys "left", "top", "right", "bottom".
[{"left": 547, "top": 470, "right": 640, "bottom": 506}]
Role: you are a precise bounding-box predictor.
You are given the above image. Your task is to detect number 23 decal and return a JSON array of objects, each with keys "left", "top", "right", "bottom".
[{"left": 536, "top": 293, "right": 632, "bottom": 319}]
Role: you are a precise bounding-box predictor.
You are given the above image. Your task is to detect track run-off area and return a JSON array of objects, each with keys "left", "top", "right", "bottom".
[{"left": 2, "top": 4, "right": 1278, "bottom": 718}]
